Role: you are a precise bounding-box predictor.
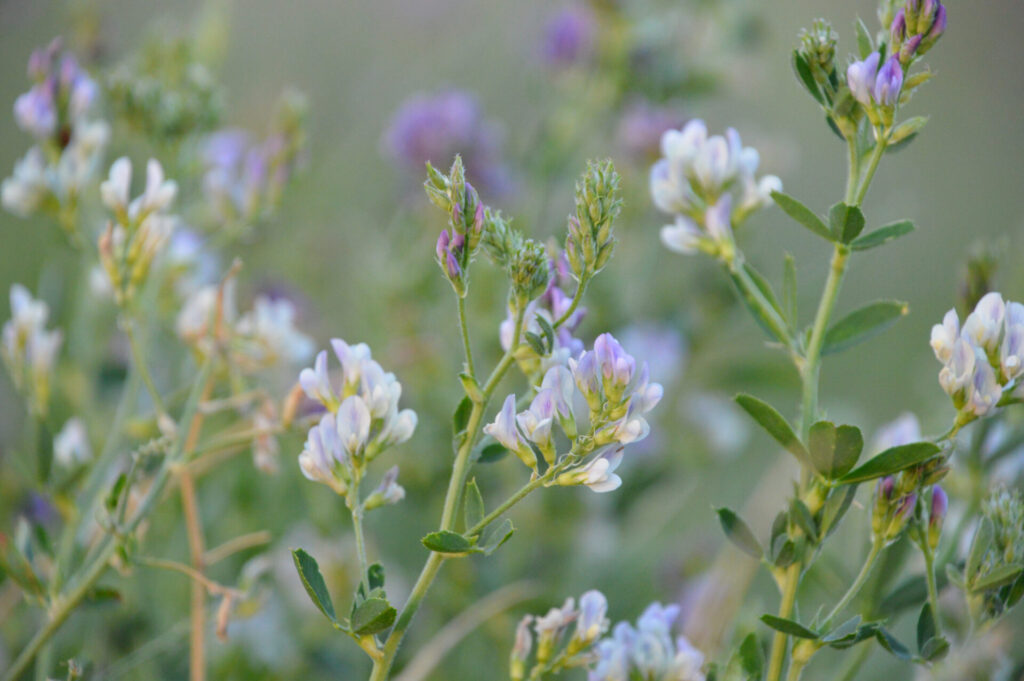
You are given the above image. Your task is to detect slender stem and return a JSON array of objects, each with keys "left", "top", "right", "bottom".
[
  {"left": 766, "top": 563, "right": 801, "bottom": 681},
  {"left": 123, "top": 317, "right": 168, "bottom": 420},
  {"left": 822, "top": 541, "right": 882, "bottom": 629},
  {"left": 787, "top": 657, "right": 809, "bottom": 681},
  {"left": 372, "top": 306, "right": 526, "bottom": 680},
  {"left": 136, "top": 557, "right": 240, "bottom": 598},
  {"left": 456, "top": 295, "right": 476, "bottom": 378},
  {"left": 799, "top": 244, "right": 850, "bottom": 432},
  {"left": 853, "top": 137, "right": 888, "bottom": 206},
  {"left": 844, "top": 139, "right": 859, "bottom": 205},
  {"left": 923, "top": 545, "right": 942, "bottom": 634},
  {"left": 467, "top": 474, "right": 550, "bottom": 537},
  {"left": 349, "top": 475, "right": 371, "bottom": 595},
  {"left": 553, "top": 278, "right": 586, "bottom": 329},
  {"left": 203, "top": 531, "right": 272, "bottom": 566}
]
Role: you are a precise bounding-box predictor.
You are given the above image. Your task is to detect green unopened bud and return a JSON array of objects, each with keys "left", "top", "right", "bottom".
[
  {"left": 480, "top": 208, "right": 518, "bottom": 267},
  {"left": 424, "top": 156, "right": 485, "bottom": 251},
  {"left": 565, "top": 159, "right": 621, "bottom": 281},
  {"left": 509, "top": 239, "right": 551, "bottom": 308},
  {"left": 798, "top": 19, "right": 837, "bottom": 86}
]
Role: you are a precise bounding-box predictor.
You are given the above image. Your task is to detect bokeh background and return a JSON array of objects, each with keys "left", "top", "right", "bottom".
[{"left": 1, "top": 0, "right": 1022, "bottom": 679}]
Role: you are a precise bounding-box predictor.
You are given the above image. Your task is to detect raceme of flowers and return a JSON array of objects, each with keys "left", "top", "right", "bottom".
[
  {"left": 296, "top": 339, "right": 417, "bottom": 496},
  {"left": 930, "top": 292, "right": 1023, "bottom": 418},
  {"left": 650, "top": 120, "right": 781, "bottom": 262},
  {"left": 484, "top": 332, "right": 663, "bottom": 492},
  {"left": 1, "top": 284, "right": 62, "bottom": 417},
  {"left": 2, "top": 39, "right": 109, "bottom": 226}
]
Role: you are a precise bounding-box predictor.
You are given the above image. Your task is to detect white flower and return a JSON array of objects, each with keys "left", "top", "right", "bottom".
[
  {"left": 930, "top": 308, "right": 960, "bottom": 363},
  {"left": 236, "top": 296, "right": 314, "bottom": 366},
  {"left": 2, "top": 147, "right": 49, "bottom": 217},
  {"left": 298, "top": 413, "right": 346, "bottom": 491},
  {"left": 100, "top": 157, "right": 133, "bottom": 214},
  {"left": 967, "top": 349, "right": 1002, "bottom": 416},
  {"left": 660, "top": 215, "right": 703, "bottom": 255},
  {"left": 573, "top": 590, "right": 609, "bottom": 646},
  {"left": 962, "top": 292, "right": 1006, "bottom": 355},
  {"left": 335, "top": 395, "right": 372, "bottom": 457},
  {"left": 1001, "top": 302, "right": 1024, "bottom": 381},
  {"left": 365, "top": 465, "right": 405, "bottom": 509},
  {"left": 299, "top": 350, "right": 336, "bottom": 406},
  {"left": 938, "top": 338, "right": 976, "bottom": 400},
  {"left": 579, "top": 449, "right": 625, "bottom": 493},
  {"left": 54, "top": 418, "right": 91, "bottom": 467}
]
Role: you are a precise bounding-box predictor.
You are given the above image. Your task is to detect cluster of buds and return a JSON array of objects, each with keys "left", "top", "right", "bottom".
[
  {"left": 295, "top": 339, "right": 417, "bottom": 497},
  {"left": 510, "top": 591, "right": 609, "bottom": 681},
  {"left": 889, "top": 0, "right": 946, "bottom": 66},
  {"left": 426, "top": 156, "right": 485, "bottom": 296},
  {"left": 651, "top": 120, "right": 781, "bottom": 264},
  {"left": 872, "top": 461, "right": 948, "bottom": 545},
  {"left": 176, "top": 278, "right": 313, "bottom": 372},
  {"left": 565, "top": 159, "right": 621, "bottom": 283},
  {"left": 201, "top": 90, "right": 307, "bottom": 229},
  {"left": 107, "top": 35, "right": 223, "bottom": 145},
  {"left": 965, "top": 488, "right": 1024, "bottom": 622},
  {"left": 97, "top": 158, "right": 180, "bottom": 307},
  {"left": 931, "top": 292, "right": 1024, "bottom": 421},
  {"left": 797, "top": 20, "right": 838, "bottom": 91},
  {"left": 483, "top": 333, "right": 662, "bottom": 491},
  {"left": 589, "top": 602, "right": 706, "bottom": 681},
  {"left": 1, "top": 39, "right": 109, "bottom": 232},
  {"left": 1, "top": 285, "right": 63, "bottom": 417}
]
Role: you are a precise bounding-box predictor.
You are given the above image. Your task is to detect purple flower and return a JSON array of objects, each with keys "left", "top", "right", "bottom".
[
  {"left": 594, "top": 333, "right": 636, "bottom": 402},
  {"left": 872, "top": 56, "right": 903, "bottom": 106},
  {"left": 435, "top": 228, "right": 465, "bottom": 281},
  {"left": 541, "top": 6, "right": 597, "bottom": 69},
  {"left": 483, "top": 394, "right": 534, "bottom": 467},
  {"left": 846, "top": 52, "right": 881, "bottom": 107},
  {"left": 13, "top": 86, "right": 57, "bottom": 140},
  {"left": 383, "top": 90, "right": 511, "bottom": 197}
]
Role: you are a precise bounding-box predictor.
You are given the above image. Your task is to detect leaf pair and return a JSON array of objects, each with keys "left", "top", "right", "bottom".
[
  {"left": 771, "top": 190, "right": 915, "bottom": 251},
  {"left": 292, "top": 549, "right": 396, "bottom": 637}
]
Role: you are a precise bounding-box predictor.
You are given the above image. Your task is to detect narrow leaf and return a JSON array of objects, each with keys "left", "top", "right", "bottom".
[
  {"left": 791, "top": 51, "right": 824, "bottom": 105},
  {"left": 292, "top": 549, "right": 338, "bottom": 625},
  {"left": 475, "top": 441, "right": 509, "bottom": 464},
  {"left": 421, "top": 530, "right": 474, "bottom": 555},
  {"left": 808, "top": 421, "right": 863, "bottom": 479},
  {"left": 966, "top": 518, "right": 993, "bottom": 585},
  {"left": 760, "top": 614, "right": 819, "bottom": 639},
  {"left": 838, "top": 442, "right": 941, "bottom": 484},
  {"left": 738, "top": 632, "right": 765, "bottom": 678},
  {"left": 970, "top": 563, "right": 1024, "bottom": 593},
  {"left": 822, "top": 300, "right": 909, "bottom": 356},
  {"left": 789, "top": 499, "right": 819, "bottom": 544},
  {"left": 479, "top": 518, "right": 515, "bottom": 555},
  {"left": 717, "top": 507, "right": 763, "bottom": 559},
  {"left": 735, "top": 394, "right": 810, "bottom": 466},
  {"left": 874, "top": 627, "right": 911, "bottom": 660},
  {"left": 855, "top": 18, "right": 874, "bottom": 58},
  {"left": 850, "top": 220, "right": 915, "bottom": 251},
  {"left": 916, "top": 603, "right": 935, "bottom": 653},
  {"left": 367, "top": 563, "right": 385, "bottom": 591},
  {"left": 452, "top": 397, "right": 472, "bottom": 439},
  {"left": 822, "top": 615, "right": 861, "bottom": 643},
  {"left": 464, "top": 479, "right": 485, "bottom": 532},
  {"left": 783, "top": 253, "right": 797, "bottom": 328},
  {"left": 920, "top": 636, "right": 950, "bottom": 661},
  {"left": 771, "top": 191, "right": 833, "bottom": 241},
  {"left": 819, "top": 485, "right": 857, "bottom": 538}
]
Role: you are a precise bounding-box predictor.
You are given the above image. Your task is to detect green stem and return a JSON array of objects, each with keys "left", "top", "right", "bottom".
[
  {"left": 123, "top": 317, "right": 168, "bottom": 420},
  {"left": 766, "top": 563, "right": 801, "bottom": 681},
  {"left": 853, "top": 137, "right": 888, "bottom": 206},
  {"left": 348, "top": 476, "right": 370, "bottom": 596},
  {"left": 799, "top": 244, "right": 850, "bottom": 432},
  {"left": 553, "top": 278, "right": 586, "bottom": 329},
  {"left": 456, "top": 296, "right": 476, "bottom": 379},
  {"left": 371, "top": 307, "right": 526, "bottom": 680},
  {"left": 822, "top": 541, "right": 882, "bottom": 630},
  {"left": 923, "top": 544, "right": 942, "bottom": 634}
]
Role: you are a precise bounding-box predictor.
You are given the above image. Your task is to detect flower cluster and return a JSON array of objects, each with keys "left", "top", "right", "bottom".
[
  {"left": 846, "top": 52, "right": 903, "bottom": 125},
  {"left": 510, "top": 590, "right": 609, "bottom": 681},
  {"left": 383, "top": 89, "right": 510, "bottom": 197},
  {"left": 296, "top": 339, "right": 417, "bottom": 496},
  {"left": 1, "top": 284, "right": 63, "bottom": 417},
  {"left": 964, "top": 488, "right": 1024, "bottom": 622},
  {"left": 484, "top": 333, "right": 662, "bottom": 492},
  {"left": 889, "top": 0, "right": 946, "bottom": 65},
  {"left": 176, "top": 279, "right": 313, "bottom": 371},
  {"left": 589, "top": 602, "right": 705, "bottom": 681},
  {"left": 97, "top": 157, "right": 180, "bottom": 306},
  {"left": 426, "top": 156, "right": 485, "bottom": 296},
  {"left": 651, "top": 120, "right": 781, "bottom": 262},
  {"left": 930, "top": 292, "right": 1023, "bottom": 419},
  {"left": 2, "top": 39, "right": 109, "bottom": 229},
  {"left": 201, "top": 90, "right": 307, "bottom": 229}
]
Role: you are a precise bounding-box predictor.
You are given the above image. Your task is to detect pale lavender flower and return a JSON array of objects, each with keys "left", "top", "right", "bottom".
[
  {"left": 1, "top": 147, "right": 49, "bottom": 217},
  {"left": 13, "top": 85, "right": 57, "bottom": 140},
  {"left": 383, "top": 90, "right": 510, "bottom": 197},
  {"left": 660, "top": 215, "right": 703, "bottom": 255},
  {"left": 573, "top": 590, "right": 609, "bottom": 646},
  {"left": 930, "top": 308, "right": 960, "bottom": 363},
  {"left": 517, "top": 389, "right": 558, "bottom": 460},
  {"left": 966, "top": 351, "right": 1001, "bottom": 416},
  {"left": 364, "top": 465, "right": 405, "bottom": 510},
  {"left": 847, "top": 52, "right": 881, "bottom": 107},
  {"left": 235, "top": 295, "right": 314, "bottom": 367},
  {"left": 1001, "top": 302, "right": 1024, "bottom": 381},
  {"left": 541, "top": 5, "right": 597, "bottom": 69},
  {"left": 335, "top": 395, "right": 372, "bottom": 457},
  {"left": 873, "top": 56, "right": 903, "bottom": 106},
  {"left": 938, "top": 338, "right": 976, "bottom": 402},
  {"left": 484, "top": 394, "right": 534, "bottom": 466},
  {"left": 594, "top": 333, "right": 636, "bottom": 402},
  {"left": 588, "top": 602, "right": 704, "bottom": 681},
  {"left": 298, "top": 412, "right": 347, "bottom": 492},
  {"left": 962, "top": 292, "right": 1006, "bottom": 355},
  {"left": 928, "top": 485, "right": 948, "bottom": 548},
  {"left": 54, "top": 418, "right": 91, "bottom": 467},
  {"left": 557, "top": 448, "right": 624, "bottom": 493}
]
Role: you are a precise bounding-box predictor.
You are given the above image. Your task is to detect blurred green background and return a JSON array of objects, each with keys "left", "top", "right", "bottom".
[{"left": 0, "top": 0, "right": 1022, "bottom": 679}]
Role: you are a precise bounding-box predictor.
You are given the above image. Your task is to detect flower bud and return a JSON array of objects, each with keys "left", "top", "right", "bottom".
[
  {"left": 873, "top": 56, "right": 904, "bottom": 109},
  {"left": 510, "top": 616, "right": 533, "bottom": 681},
  {"left": 435, "top": 228, "right": 467, "bottom": 295},
  {"left": 569, "top": 590, "right": 608, "bottom": 653},
  {"left": 363, "top": 465, "right": 405, "bottom": 511},
  {"left": 928, "top": 485, "right": 947, "bottom": 550},
  {"left": 508, "top": 239, "right": 551, "bottom": 309},
  {"left": 565, "top": 159, "right": 621, "bottom": 281},
  {"left": 798, "top": 19, "right": 838, "bottom": 86}
]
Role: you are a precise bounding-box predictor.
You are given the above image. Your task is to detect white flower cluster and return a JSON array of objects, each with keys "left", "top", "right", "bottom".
[
  {"left": 511, "top": 591, "right": 609, "bottom": 680},
  {"left": 650, "top": 120, "right": 781, "bottom": 261},
  {"left": 296, "top": 340, "right": 417, "bottom": 496},
  {"left": 97, "top": 158, "right": 179, "bottom": 305},
  {"left": 930, "top": 292, "right": 1024, "bottom": 418},
  {"left": 484, "top": 333, "right": 662, "bottom": 493},
  {"left": 176, "top": 279, "right": 313, "bottom": 371},
  {"left": 589, "top": 602, "right": 705, "bottom": 681},
  {"left": 1, "top": 284, "right": 62, "bottom": 416},
  {"left": 2, "top": 40, "right": 110, "bottom": 223}
]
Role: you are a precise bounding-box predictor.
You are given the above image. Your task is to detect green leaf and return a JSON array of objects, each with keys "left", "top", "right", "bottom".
[
  {"left": 855, "top": 18, "right": 874, "bottom": 58},
  {"left": 916, "top": 603, "right": 935, "bottom": 653},
  {"left": 1007, "top": 571, "right": 1024, "bottom": 608},
  {"left": 716, "top": 507, "right": 763, "bottom": 559},
  {"left": 760, "top": 614, "right": 818, "bottom": 639},
  {"left": 459, "top": 372, "right": 483, "bottom": 402},
  {"left": 475, "top": 441, "right": 509, "bottom": 464},
  {"left": 478, "top": 518, "right": 515, "bottom": 555},
  {"left": 807, "top": 421, "right": 863, "bottom": 479},
  {"left": 738, "top": 632, "right": 765, "bottom": 679},
  {"left": 970, "top": 563, "right": 1024, "bottom": 593},
  {"left": 822, "top": 300, "right": 909, "bottom": 356},
  {"left": 874, "top": 627, "right": 911, "bottom": 660},
  {"left": 774, "top": 539, "right": 797, "bottom": 568},
  {"left": 838, "top": 442, "right": 941, "bottom": 484},
  {"left": 966, "top": 517, "right": 993, "bottom": 585},
  {"left": 452, "top": 397, "right": 472, "bottom": 440},
  {"left": 350, "top": 597, "right": 396, "bottom": 636},
  {"left": 791, "top": 51, "right": 824, "bottom": 105},
  {"left": 788, "top": 498, "right": 819, "bottom": 544},
  {"left": 889, "top": 116, "right": 929, "bottom": 146},
  {"left": 421, "top": 530, "right": 475, "bottom": 555},
  {"left": 367, "top": 563, "right": 385, "bottom": 591},
  {"left": 734, "top": 394, "right": 810, "bottom": 465},
  {"left": 783, "top": 253, "right": 797, "bottom": 329},
  {"left": 828, "top": 202, "right": 866, "bottom": 243},
  {"left": 822, "top": 615, "right": 861, "bottom": 644},
  {"left": 850, "top": 220, "right": 915, "bottom": 251},
  {"left": 730, "top": 263, "right": 789, "bottom": 344},
  {"left": 771, "top": 191, "right": 833, "bottom": 241},
  {"left": 536, "top": 315, "right": 556, "bottom": 350},
  {"left": 819, "top": 485, "right": 857, "bottom": 538},
  {"left": 524, "top": 331, "right": 546, "bottom": 356},
  {"left": 464, "top": 478, "right": 484, "bottom": 531},
  {"left": 292, "top": 549, "right": 338, "bottom": 625},
  {"left": 920, "top": 636, "right": 950, "bottom": 662}
]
